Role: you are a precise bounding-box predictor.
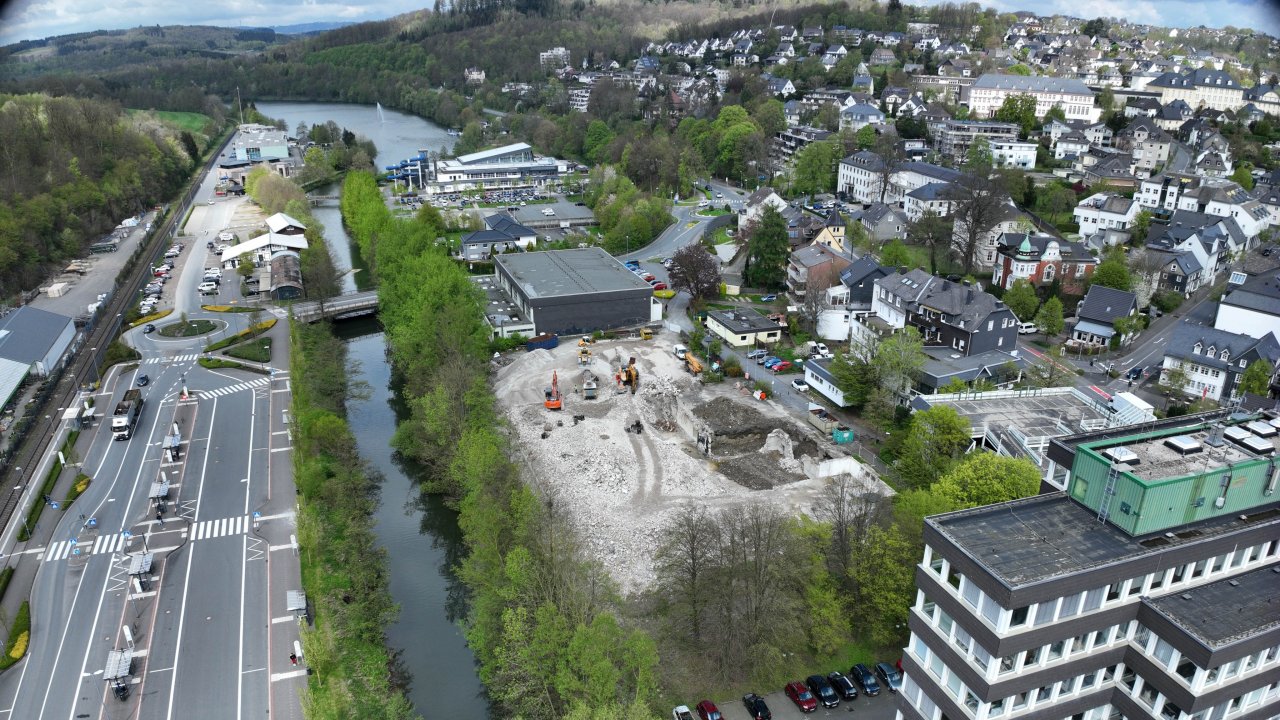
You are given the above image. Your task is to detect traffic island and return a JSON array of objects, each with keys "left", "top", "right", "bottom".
[{"left": 157, "top": 319, "right": 216, "bottom": 337}]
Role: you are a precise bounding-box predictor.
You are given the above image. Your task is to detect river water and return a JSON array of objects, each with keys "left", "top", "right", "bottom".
[{"left": 255, "top": 103, "right": 487, "bottom": 718}]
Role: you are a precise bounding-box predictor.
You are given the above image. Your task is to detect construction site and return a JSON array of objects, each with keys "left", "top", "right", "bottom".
[{"left": 493, "top": 330, "right": 891, "bottom": 594}]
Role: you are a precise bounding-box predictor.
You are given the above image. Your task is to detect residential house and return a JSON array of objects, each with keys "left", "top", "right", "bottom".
[
  {"left": 903, "top": 182, "right": 954, "bottom": 222},
  {"left": 1215, "top": 269, "right": 1280, "bottom": 339},
  {"left": 1159, "top": 324, "right": 1280, "bottom": 402},
  {"left": 787, "top": 242, "right": 852, "bottom": 298},
  {"left": 460, "top": 214, "right": 539, "bottom": 260},
  {"left": 860, "top": 202, "right": 910, "bottom": 243},
  {"left": 869, "top": 48, "right": 896, "bottom": 66},
  {"left": 991, "top": 232, "right": 1096, "bottom": 293},
  {"left": 811, "top": 210, "right": 848, "bottom": 253},
  {"left": 1153, "top": 98, "right": 1195, "bottom": 131},
  {"left": 990, "top": 139, "right": 1037, "bottom": 169},
  {"left": 739, "top": 187, "right": 788, "bottom": 228},
  {"left": 804, "top": 357, "right": 851, "bottom": 407},
  {"left": 837, "top": 150, "right": 887, "bottom": 203},
  {"left": 915, "top": 347, "right": 1026, "bottom": 394},
  {"left": 1114, "top": 117, "right": 1172, "bottom": 176},
  {"left": 1074, "top": 192, "right": 1141, "bottom": 242},
  {"left": 1071, "top": 284, "right": 1138, "bottom": 347},
  {"left": 1054, "top": 130, "right": 1091, "bottom": 160},
  {"left": 839, "top": 102, "right": 886, "bottom": 132},
  {"left": 952, "top": 198, "right": 1027, "bottom": 270},
  {"left": 871, "top": 269, "right": 1018, "bottom": 356},
  {"left": 1143, "top": 210, "right": 1250, "bottom": 295},
  {"left": 705, "top": 308, "right": 784, "bottom": 348}
]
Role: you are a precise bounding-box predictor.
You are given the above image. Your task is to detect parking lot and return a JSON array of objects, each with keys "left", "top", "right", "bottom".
[{"left": 694, "top": 684, "right": 901, "bottom": 720}]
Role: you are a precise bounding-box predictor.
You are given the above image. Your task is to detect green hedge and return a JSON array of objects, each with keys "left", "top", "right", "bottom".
[{"left": 0, "top": 601, "right": 30, "bottom": 670}]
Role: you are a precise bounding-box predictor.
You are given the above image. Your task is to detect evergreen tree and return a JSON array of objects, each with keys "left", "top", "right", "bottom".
[{"left": 746, "top": 206, "right": 790, "bottom": 288}]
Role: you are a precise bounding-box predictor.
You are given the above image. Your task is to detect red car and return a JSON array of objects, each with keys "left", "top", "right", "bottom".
[
  {"left": 651, "top": 282, "right": 668, "bottom": 291},
  {"left": 642, "top": 273, "right": 656, "bottom": 282},
  {"left": 695, "top": 700, "right": 723, "bottom": 720},
  {"left": 771, "top": 360, "right": 792, "bottom": 372},
  {"left": 785, "top": 681, "right": 818, "bottom": 713}
]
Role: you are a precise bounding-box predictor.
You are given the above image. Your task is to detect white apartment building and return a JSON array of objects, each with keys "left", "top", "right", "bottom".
[
  {"left": 899, "top": 415, "right": 1280, "bottom": 720},
  {"left": 1075, "top": 193, "right": 1140, "bottom": 238},
  {"left": 965, "top": 74, "right": 1099, "bottom": 123},
  {"left": 990, "top": 140, "right": 1037, "bottom": 170}
]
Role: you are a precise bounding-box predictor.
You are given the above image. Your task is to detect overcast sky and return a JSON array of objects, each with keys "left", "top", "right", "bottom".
[{"left": 1, "top": 0, "right": 1277, "bottom": 48}]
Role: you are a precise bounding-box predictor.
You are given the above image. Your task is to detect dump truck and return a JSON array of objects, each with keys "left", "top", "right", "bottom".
[{"left": 112, "top": 389, "right": 143, "bottom": 441}]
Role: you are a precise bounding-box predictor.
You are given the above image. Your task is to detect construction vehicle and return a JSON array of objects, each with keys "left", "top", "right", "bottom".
[
  {"left": 112, "top": 389, "right": 144, "bottom": 440},
  {"left": 578, "top": 347, "right": 592, "bottom": 366},
  {"left": 619, "top": 357, "right": 640, "bottom": 394},
  {"left": 577, "top": 335, "right": 593, "bottom": 347},
  {"left": 638, "top": 328, "right": 653, "bottom": 340},
  {"left": 582, "top": 371, "right": 598, "bottom": 400},
  {"left": 544, "top": 371, "right": 563, "bottom": 410}
]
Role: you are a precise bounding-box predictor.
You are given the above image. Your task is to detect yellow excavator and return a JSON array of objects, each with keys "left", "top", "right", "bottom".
[
  {"left": 578, "top": 347, "right": 592, "bottom": 366},
  {"left": 619, "top": 357, "right": 640, "bottom": 394},
  {"left": 544, "top": 371, "right": 563, "bottom": 410}
]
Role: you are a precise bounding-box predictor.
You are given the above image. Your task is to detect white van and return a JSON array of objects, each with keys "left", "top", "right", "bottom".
[
  {"left": 541, "top": 208, "right": 555, "bottom": 216},
  {"left": 1017, "top": 321, "right": 1038, "bottom": 335},
  {"left": 198, "top": 282, "right": 218, "bottom": 295},
  {"left": 673, "top": 344, "right": 688, "bottom": 359}
]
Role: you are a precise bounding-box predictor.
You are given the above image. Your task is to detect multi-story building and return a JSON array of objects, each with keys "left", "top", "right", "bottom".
[
  {"left": 786, "top": 242, "right": 852, "bottom": 299},
  {"left": 990, "top": 233, "right": 1096, "bottom": 294},
  {"left": 774, "top": 126, "right": 833, "bottom": 163},
  {"left": 899, "top": 413, "right": 1280, "bottom": 720},
  {"left": 939, "top": 120, "right": 1020, "bottom": 162},
  {"left": 230, "top": 123, "right": 289, "bottom": 163},
  {"left": 964, "top": 74, "right": 1099, "bottom": 122},
  {"left": 1147, "top": 68, "right": 1247, "bottom": 111},
  {"left": 1137, "top": 176, "right": 1273, "bottom": 242},
  {"left": 1216, "top": 271, "right": 1280, "bottom": 340},
  {"left": 1075, "top": 193, "right": 1141, "bottom": 242},
  {"left": 871, "top": 269, "right": 1018, "bottom": 356},
  {"left": 1115, "top": 118, "right": 1173, "bottom": 178},
  {"left": 430, "top": 143, "right": 567, "bottom": 195},
  {"left": 1159, "top": 324, "right": 1280, "bottom": 403},
  {"left": 990, "top": 140, "right": 1038, "bottom": 170},
  {"left": 539, "top": 46, "right": 571, "bottom": 71}
]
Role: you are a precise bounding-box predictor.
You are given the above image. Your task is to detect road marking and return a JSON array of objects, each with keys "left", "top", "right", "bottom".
[
  {"left": 269, "top": 447, "right": 292, "bottom": 453},
  {"left": 193, "top": 377, "right": 271, "bottom": 399},
  {"left": 270, "top": 670, "right": 308, "bottom": 682},
  {"left": 143, "top": 354, "right": 200, "bottom": 364},
  {"left": 270, "top": 615, "right": 295, "bottom": 624}
]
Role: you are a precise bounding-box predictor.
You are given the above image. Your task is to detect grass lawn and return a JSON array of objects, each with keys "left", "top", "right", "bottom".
[
  {"left": 696, "top": 208, "right": 732, "bottom": 217},
  {"left": 128, "top": 109, "right": 210, "bottom": 134},
  {"left": 226, "top": 338, "right": 272, "bottom": 363},
  {"left": 707, "top": 227, "right": 736, "bottom": 245},
  {"left": 158, "top": 319, "right": 217, "bottom": 337},
  {"left": 886, "top": 243, "right": 963, "bottom": 275}
]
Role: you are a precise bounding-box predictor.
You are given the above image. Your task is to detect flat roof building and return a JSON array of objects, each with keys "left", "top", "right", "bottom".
[
  {"left": 491, "top": 248, "right": 659, "bottom": 337},
  {"left": 231, "top": 123, "right": 289, "bottom": 163},
  {"left": 430, "top": 142, "right": 567, "bottom": 195},
  {"left": 705, "top": 308, "right": 784, "bottom": 348},
  {"left": 899, "top": 411, "right": 1280, "bottom": 720}
]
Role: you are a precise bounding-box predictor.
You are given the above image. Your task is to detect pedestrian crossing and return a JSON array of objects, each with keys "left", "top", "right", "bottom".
[
  {"left": 199, "top": 377, "right": 271, "bottom": 398},
  {"left": 144, "top": 354, "right": 200, "bottom": 364},
  {"left": 42, "top": 514, "right": 252, "bottom": 562},
  {"left": 191, "top": 514, "right": 250, "bottom": 540}
]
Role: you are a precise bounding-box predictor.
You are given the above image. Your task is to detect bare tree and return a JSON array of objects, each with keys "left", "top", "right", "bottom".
[
  {"left": 947, "top": 173, "right": 1013, "bottom": 275},
  {"left": 654, "top": 504, "right": 718, "bottom": 642},
  {"left": 669, "top": 243, "right": 722, "bottom": 303},
  {"left": 871, "top": 132, "right": 907, "bottom": 205},
  {"left": 1127, "top": 246, "right": 1166, "bottom": 308},
  {"left": 798, "top": 263, "right": 836, "bottom": 334},
  {"left": 906, "top": 210, "right": 954, "bottom": 275},
  {"left": 814, "top": 474, "right": 889, "bottom": 588}
]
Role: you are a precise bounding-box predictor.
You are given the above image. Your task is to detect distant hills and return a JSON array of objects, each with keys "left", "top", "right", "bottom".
[{"left": 268, "top": 22, "right": 356, "bottom": 35}]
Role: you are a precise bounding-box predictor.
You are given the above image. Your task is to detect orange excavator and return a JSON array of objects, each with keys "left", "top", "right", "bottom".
[{"left": 544, "top": 371, "right": 563, "bottom": 410}]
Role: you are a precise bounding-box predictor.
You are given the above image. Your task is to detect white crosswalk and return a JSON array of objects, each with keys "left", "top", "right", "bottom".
[
  {"left": 43, "top": 514, "right": 251, "bottom": 562},
  {"left": 143, "top": 354, "right": 200, "bottom": 364},
  {"left": 198, "top": 377, "right": 271, "bottom": 399}
]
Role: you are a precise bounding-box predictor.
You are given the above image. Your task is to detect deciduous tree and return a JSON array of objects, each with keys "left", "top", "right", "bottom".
[
  {"left": 895, "top": 405, "right": 971, "bottom": 488},
  {"left": 932, "top": 452, "right": 1041, "bottom": 508},
  {"left": 1002, "top": 279, "right": 1039, "bottom": 321},
  {"left": 668, "top": 244, "right": 721, "bottom": 303},
  {"left": 1034, "top": 296, "right": 1064, "bottom": 336},
  {"left": 1239, "top": 359, "right": 1274, "bottom": 396}
]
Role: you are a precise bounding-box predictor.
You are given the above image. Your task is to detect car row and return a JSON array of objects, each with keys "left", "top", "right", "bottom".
[{"left": 674, "top": 662, "right": 901, "bottom": 720}]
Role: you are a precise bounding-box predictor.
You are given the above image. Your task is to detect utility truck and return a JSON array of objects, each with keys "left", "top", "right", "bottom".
[{"left": 112, "top": 389, "right": 143, "bottom": 440}]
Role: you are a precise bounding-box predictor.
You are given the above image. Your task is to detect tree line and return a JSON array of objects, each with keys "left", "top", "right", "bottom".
[{"left": 340, "top": 171, "right": 661, "bottom": 719}]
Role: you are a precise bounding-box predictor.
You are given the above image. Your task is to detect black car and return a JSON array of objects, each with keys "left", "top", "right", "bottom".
[
  {"left": 741, "top": 693, "right": 772, "bottom": 720},
  {"left": 874, "top": 662, "right": 902, "bottom": 694},
  {"left": 143, "top": 324, "right": 156, "bottom": 334},
  {"left": 827, "top": 671, "right": 858, "bottom": 701},
  {"left": 1125, "top": 365, "right": 1145, "bottom": 381},
  {"left": 851, "top": 664, "right": 881, "bottom": 696},
  {"left": 805, "top": 674, "right": 840, "bottom": 708},
  {"left": 136, "top": 374, "right": 149, "bottom": 387}
]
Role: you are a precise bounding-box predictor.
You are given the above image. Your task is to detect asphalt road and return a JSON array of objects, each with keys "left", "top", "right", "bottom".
[{"left": 0, "top": 135, "right": 305, "bottom": 720}]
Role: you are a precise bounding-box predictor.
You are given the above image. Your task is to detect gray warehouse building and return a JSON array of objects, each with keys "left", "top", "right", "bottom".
[{"left": 493, "top": 247, "right": 659, "bottom": 336}]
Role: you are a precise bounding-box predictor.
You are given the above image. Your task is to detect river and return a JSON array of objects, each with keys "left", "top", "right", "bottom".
[{"left": 255, "top": 103, "right": 488, "bottom": 718}]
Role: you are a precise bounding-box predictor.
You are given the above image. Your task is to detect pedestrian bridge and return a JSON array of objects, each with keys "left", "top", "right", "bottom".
[{"left": 291, "top": 290, "right": 380, "bottom": 323}]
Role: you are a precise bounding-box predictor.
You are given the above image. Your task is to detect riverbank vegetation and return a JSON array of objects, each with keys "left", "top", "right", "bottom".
[
  {"left": 290, "top": 320, "right": 414, "bottom": 719},
  {"left": 341, "top": 170, "right": 660, "bottom": 718}
]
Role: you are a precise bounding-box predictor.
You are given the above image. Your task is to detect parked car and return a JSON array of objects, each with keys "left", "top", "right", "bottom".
[
  {"left": 672, "top": 706, "right": 694, "bottom": 720},
  {"left": 143, "top": 324, "right": 156, "bottom": 334},
  {"left": 784, "top": 681, "right": 818, "bottom": 713},
  {"left": 763, "top": 357, "right": 782, "bottom": 369},
  {"left": 771, "top": 361, "right": 793, "bottom": 372},
  {"left": 875, "top": 662, "right": 902, "bottom": 693},
  {"left": 136, "top": 374, "right": 150, "bottom": 387},
  {"left": 806, "top": 675, "right": 840, "bottom": 708},
  {"left": 651, "top": 282, "right": 668, "bottom": 291},
  {"left": 791, "top": 378, "right": 809, "bottom": 391},
  {"left": 1017, "top": 321, "right": 1038, "bottom": 335},
  {"left": 759, "top": 294, "right": 777, "bottom": 302},
  {"left": 746, "top": 349, "right": 768, "bottom": 359},
  {"left": 694, "top": 700, "right": 722, "bottom": 720},
  {"left": 851, "top": 664, "right": 881, "bottom": 696},
  {"left": 828, "top": 671, "right": 858, "bottom": 701},
  {"left": 741, "top": 693, "right": 772, "bottom": 720},
  {"left": 815, "top": 342, "right": 829, "bottom": 355},
  {"left": 642, "top": 274, "right": 656, "bottom": 282},
  {"left": 758, "top": 355, "right": 777, "bottom": 366},
  {"left": 625, "top": 261, "right": 640, "bottom": 270}
]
